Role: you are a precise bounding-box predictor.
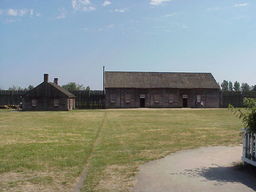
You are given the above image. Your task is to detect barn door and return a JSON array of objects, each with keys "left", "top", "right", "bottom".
[
  {"left": 140, "top": 94, "right": 146, "bottom": 108},
  {"left": 182, "top": 94, "right": 188, "bottom": 107}
]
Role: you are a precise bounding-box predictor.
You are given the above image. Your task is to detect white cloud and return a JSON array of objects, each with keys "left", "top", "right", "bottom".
[
  {"left": 56, "top": 8, "right": 67, "bottom": 19},
  {"left": 71, "top": 0, "right": 95, "bottom": 11},
  {"left": 206, "top": 7, "right": 222, "bottom": 11},
  {"left": 150, "top": 0, "right": 171, "bottom": 6},
  {"left": 82, "top": 27, "right": 89, "bottom": 31},
  {"left": 113, "top": 8, "right": 127, "bottom": 13},
  {"left": 7, "top": 9, "right": 34, "bottom": 16},
  {"left": 233, "top": 3, "right": 248, "bottom": 7},
  {"left": 0, "top": 9, "right": 3, "bottom": 15},
  {"left": 98, "top": 24, "right": 115, "bottom": 32},
  {"left": 164, "top": 13, "right": 177, "bottom": 17},
  {"left": 102, "top": 0, "right": 111, "bottom": 7}
]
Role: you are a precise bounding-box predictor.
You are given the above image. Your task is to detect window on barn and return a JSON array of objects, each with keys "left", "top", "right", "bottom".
[
  {"left": 169, "top": 94, "right": 174, "bottom": 104},
  {"left": 125, "top": 94, "right": 131, "bottom": 103},
  {"left": 196, "top": 95, "right": 201, "bottom": 103},
  {"left": 54, "top": 99, "right": 60, "bottom": 107},
  {"left": 32, "top": 99, "right": 37, "bottom": 107},
  {"left": 154, "top": 95, "right": 160, "bottom": 103},
  {"left": 110, "top": 94, "right": 116, "bottom": 103}
]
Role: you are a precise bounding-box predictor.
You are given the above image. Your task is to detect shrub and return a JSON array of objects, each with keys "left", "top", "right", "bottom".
[{"left": 229, "top": 98, "right": 256, "bottom": 133}]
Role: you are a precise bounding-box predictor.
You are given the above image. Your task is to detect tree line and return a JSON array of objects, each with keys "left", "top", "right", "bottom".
[
  {"left": 5, "top": 82, "right": 90, "bottom": 92},
  {"left": 220, "top": 80, "right": 256, "bottom": 92},
  {"left": 4, "top": 80, "right": 254, "bottom": 93}
]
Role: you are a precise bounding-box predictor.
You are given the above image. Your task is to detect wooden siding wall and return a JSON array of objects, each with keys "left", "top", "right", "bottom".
[
  {"left": 105, "top": 88, "right": 220, "bottom": 108},
  {"left": 22, "top": 97, "right": 71, "bottom": 111},
  {"left": 2, "top": 90, "right": 256, "bottom": 108}
]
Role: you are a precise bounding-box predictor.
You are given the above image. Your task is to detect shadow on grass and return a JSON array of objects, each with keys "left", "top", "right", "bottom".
[{"left": 198, "top": 163, "right": 256, "bottom": 190}]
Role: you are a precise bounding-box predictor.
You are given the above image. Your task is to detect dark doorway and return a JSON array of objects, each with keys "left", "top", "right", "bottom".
[
  {"left": 183, "top": 98, "right": 188, "bottom": 107},
  {"left": 140, "top": 98, "right": 145, "bottom": 108}
]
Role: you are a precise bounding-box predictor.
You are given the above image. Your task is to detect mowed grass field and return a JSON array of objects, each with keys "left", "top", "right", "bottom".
[{"left": 0, "top": 109, "right": 242, "bottom": 192}]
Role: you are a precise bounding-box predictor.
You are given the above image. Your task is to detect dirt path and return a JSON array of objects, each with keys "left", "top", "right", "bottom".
[
  {"left": 133, "top": 146, "right": 256, "bottom": 192},
  {"left": 71, "top": 112, "right": 107, "bottom": 192}
]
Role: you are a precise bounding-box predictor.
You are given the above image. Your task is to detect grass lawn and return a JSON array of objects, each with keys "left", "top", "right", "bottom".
[{"left": 0, "top": 109, "right": 242, "bottom": 192}]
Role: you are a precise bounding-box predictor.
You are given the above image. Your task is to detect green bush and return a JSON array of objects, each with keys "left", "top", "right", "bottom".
[{"left": 229, "top": 98, "right": 256, "bottom": 133}]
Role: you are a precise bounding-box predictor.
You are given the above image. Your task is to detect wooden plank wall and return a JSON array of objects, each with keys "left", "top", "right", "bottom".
[
  {"left": 0, "top": 90, "right": 26, "bottom": 106},
  {"left": 0, "top": 90, "right": 105, "bottom": 109},
  {"left": 1, "top": 90, "right": 256, "bottom": 108},
  {"left": 221, "top": 92, "right": 256, "bottom": 108}
]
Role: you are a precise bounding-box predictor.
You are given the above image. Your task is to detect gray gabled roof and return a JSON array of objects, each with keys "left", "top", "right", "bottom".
[
  {"left": 24, "top": 82, "right": 75, "bottom": 98},
  {"left": 48, "top": 83, "right": 75, "bottom": 98},
  {"left": 104, "top": 71, "right": 220, "bottom": 89}
]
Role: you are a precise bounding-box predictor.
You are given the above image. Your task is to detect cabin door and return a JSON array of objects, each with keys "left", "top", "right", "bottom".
[
  {"left": 182, "top": 98, "right": 188, "bottom": 107},
  {"left": 139, "top": 94, "right": 146, "bottom": 108},
  {"left": 182, "top": 94, "right": 188, "bottom": 108}
]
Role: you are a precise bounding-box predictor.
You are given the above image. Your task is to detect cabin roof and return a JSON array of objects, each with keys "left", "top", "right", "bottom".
[{"left": 104, "top": 71, "right": 220, "bottom": 89}]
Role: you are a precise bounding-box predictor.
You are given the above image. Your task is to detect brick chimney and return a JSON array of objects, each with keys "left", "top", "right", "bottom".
[
  {"left": 54, "top": 78, "right": 58, "bottom": 85},
  {"left": 44, "top": 74, "right": 49, "bottom": 82}
]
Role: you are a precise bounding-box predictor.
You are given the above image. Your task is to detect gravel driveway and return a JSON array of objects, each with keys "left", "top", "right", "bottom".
[{"left": 133, "top": 146, "right": 256, "bottom": 192}]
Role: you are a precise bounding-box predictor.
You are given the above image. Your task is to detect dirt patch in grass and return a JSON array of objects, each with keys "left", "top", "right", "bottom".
[
  {"left": 0, "top": 170, "right": 74, "bottom": 192},
  {"left": 95, "top": 165, "right": 136, "bottom": 192}
]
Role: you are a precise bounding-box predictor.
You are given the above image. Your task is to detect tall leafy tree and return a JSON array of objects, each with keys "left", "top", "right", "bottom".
[
  {"left": 27, "top": 85, "right": 34, "bottom": 90},
  {"left": 233, "top": 81, "right": 240, "bottom": 92},
  {"left": 221, "top": 80, "right": 229, "bottom": 91},
  {"left": 85, "top": 86, "right": 90, "bottom": 92},
  {"left": 8, "top": 86, "right": 24, "bottom": 91},
  {"left": 252, "top": 85, "right": 256, "bottom": 92},
  {"left": 228, "top": 81, "right": 233, "bottom": 91},
  {"left": 241, "top": 83, "right": 250, "bottom": 93},
  {"left": 62, "top": 82, "right": 85, "bottom": 92}
]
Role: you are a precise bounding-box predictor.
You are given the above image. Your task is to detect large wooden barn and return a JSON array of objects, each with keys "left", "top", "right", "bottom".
[
  {"left": 104, "top": 71, "right": 220, "bottom": 108},
  {"left": 22, "top": 74, "right": 75, "bottom": 111}
]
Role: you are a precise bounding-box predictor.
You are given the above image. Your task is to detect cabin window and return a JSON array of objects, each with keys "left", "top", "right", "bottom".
[
  {"left": 125, "top": 94, "right": 131, "bottom": 103},
  {"left": 154, "top": 95, "right": 160, "bottom": 103},
  {"left": 196, "top": 95, "right": 201, "bottom": 103},
  {"left": 32, "top": 99, "right": 37, "bottom": 107},
  {"left": 110, "top": 94, "right": 116, "bottom": 103},
  {"left": 54, "top": 99, "right": 59, "bottom": 107},
  {"left": 169, "top": 94, "right": 174, "bottom": 104}
]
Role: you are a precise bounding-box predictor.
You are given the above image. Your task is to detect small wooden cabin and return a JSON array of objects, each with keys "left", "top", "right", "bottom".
[
  {"left": 104, "top": 71, "right": 220, "bottom": 108},
  {"left": 22, "top": 74, "right": 75, "bottom": 111}
]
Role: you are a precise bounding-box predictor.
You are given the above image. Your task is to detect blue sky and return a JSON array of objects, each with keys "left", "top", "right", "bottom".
[{"left": 0, "top": 0, "right": 256, "bottom": 89}]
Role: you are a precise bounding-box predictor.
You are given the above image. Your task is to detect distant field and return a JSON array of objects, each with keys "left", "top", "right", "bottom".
[{"left": 0, "top": 109, "right": 242, "bottom": 192}]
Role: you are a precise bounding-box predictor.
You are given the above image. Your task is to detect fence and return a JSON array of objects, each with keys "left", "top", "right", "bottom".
[
  {"left": 222, "top": 92, "right": 256, "bottom": 107},
  {"left": 72, "top": 90, "right": 105, "bottom": 109},
  {"left": 0, "top": 90, "right": 105, "bottom": 109},
  {"left": 242, "top": 130, "right": 256, "bottom": 166},
  {"left": 0, "top": 90, "right": 26, "bottom": 106},
  {"left": 1, "top": 90, "right": 256, "bottom": 109}
]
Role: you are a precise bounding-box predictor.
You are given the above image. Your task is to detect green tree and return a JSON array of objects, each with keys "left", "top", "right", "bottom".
[
  {"left": 228, "top": 81, "right": 233, "bottom": 91},
  {"left": 8, "top": 86, "right": 24, "bottom": 91},
  {"left": 62, "top": 82, "right": 85, "bottom": 92},
  {"left": 85, "top": 86, "right": 90, "bottom": 92},
  {"left": 221, "top": 80, "right": 229, "bottom": 91},
  {"left": 241, "top": 83, "right": 250, "bottom": 93},
  {"left": 233, "top": 81, "right": 240, "bottom": 92},
  {"left": 27, "top": 85, "right": 34, "bottom": 90},
  {"left": 252, "top": 85, "right": 256, "bottom": 92}
]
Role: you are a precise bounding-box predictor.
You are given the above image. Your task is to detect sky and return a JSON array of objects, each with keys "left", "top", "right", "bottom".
[{"left": 0, "top": 0, "right": 256, "bottom": 90}]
